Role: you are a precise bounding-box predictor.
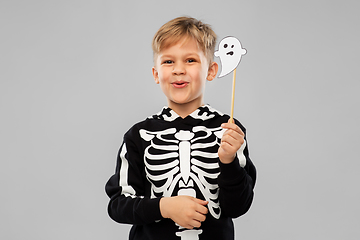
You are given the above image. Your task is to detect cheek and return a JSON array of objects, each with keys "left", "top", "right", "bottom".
[
  {"left": 198, "top": 69, "right": 209, "bottom": 84},
  {"left": 158, "top": 68, "right": 171, "bottom": 81},
  {"left": 190, "top": 66, "right": 206, "bottom": 80}
]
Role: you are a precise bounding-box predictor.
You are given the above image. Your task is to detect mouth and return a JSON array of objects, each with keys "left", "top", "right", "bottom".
[
  {"left": 172, "top": 81, "right": 189, "bottom": 88},
  {"left": 226, "top": 51, "right": 234, "bottom": 56}
]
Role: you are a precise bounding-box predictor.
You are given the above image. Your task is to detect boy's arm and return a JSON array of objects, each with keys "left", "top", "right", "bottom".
[
  {"left": 105, "top": 134, "right": 162, "bottom": 225},
  {"left": 217, "top": 118, "right": 257, "bottom": 218},
  {"left": 106, "top": 128, "right": 209, "bottom": 228},
  {"left": 160, "top": 196, "right": 208, "bottom": 229}
]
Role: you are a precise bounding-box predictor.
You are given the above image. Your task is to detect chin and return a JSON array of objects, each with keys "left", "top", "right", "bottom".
[{"left": 170, "top": 97, "right": 190, "bottom": 104}]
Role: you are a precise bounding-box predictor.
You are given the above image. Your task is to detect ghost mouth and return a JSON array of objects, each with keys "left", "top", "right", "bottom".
[{"left": 226, "top": 51, "right": 234, "bottom": 56}]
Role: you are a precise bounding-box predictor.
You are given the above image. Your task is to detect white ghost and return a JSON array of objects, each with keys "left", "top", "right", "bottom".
[{"left": 214, "top": 36, "right": 246, "bottom": 78}]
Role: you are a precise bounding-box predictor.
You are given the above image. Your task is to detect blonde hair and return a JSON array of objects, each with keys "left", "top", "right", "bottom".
[{"left": 152, "top": 16, "right": 217, "bottom": 64}]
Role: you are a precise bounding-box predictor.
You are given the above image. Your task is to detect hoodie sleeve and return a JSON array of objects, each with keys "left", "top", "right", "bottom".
[
  {"left": 217, "top": 119, "right": 257, "bottom": 218},
  {"left": 105, "top": 129, "right": 163, "bottom": 225}
]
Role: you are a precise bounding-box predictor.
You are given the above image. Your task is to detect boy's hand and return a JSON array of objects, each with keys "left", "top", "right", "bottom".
[
  {"left": 218, "top": 119, "right": 245, "bottom": 164},
  {"left": 160, "top": 196, "right": 208, "bottom": 229}
]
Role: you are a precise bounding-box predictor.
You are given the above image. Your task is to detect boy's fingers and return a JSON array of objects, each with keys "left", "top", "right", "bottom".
[
  {"left": 196, "top": 212, "right": 207, "bottom": 222},
  {"left": 192, "top": 210, "right": 207, "bottom": 223},
  {"left": 192, "top": 198, "right": 208, "bottom": 215},
  {"left": 188, "top": 219, "right": 202, "bottom": 229},
  {"left": 197, "top": 205, "right": 208, "bottom": 215},
  {"left": 224, "top": 129, "right": 243, "bottom": 141},
  {"left": 221, "top": 122, "right": 244, "bottom": 136},
  {"left": 193, "top": 197, "right": 208, "bottom": 205}
]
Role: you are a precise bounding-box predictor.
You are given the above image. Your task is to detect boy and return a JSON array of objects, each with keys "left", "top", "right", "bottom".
[{"left": 105, "top": 16, "right": 256, "bottom": 240}]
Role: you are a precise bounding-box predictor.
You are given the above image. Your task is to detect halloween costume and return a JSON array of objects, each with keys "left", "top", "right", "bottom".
[{"left": 105, "top": 105, "right": 256, "bottom": 240}]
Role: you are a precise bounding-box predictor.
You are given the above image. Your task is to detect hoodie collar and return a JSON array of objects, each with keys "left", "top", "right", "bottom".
[{"left": 150, "top": 104, "right": 224, "bottom": 122}]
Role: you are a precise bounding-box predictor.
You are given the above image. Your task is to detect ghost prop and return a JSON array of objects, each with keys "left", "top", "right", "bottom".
[
  {"left": 214, "top": 36, "right": 246, "bottom": 78},
  {"left": 214, "top": 36, "right": 247, "bottom": 122}
]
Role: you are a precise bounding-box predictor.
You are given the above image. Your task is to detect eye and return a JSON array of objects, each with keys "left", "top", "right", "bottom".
[
  {"left": 163, "top": 60, "right": 173, "bottom": 64},
  {"left": 187, "top": 58, "right": 196, "bottom": 63},
  {"left": 231, "top": 45, "right": 234, "bottom": 48},
  {"left": 224, "top": 44, "right": 228, "bottom": 48}
]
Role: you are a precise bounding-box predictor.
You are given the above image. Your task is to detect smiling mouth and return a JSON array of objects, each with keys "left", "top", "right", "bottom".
[{"left": 226, "top": 51, "right": 234, "bottom": 56}]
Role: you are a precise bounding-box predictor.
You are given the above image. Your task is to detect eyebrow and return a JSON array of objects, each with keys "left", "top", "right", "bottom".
[
  {"left": 159, "top": 54, "right": 174, "bottom": 59},
  {"left": 159, "top": 53, "right": 201, "bottom": 60}
]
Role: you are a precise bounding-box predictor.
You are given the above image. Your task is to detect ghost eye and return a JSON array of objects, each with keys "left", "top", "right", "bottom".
[
  {"left": 231, "top": 45, "right": 234, "bottom": 48},
  {"left": 224, "top": 44, "right": 228, "bottom": 48}
]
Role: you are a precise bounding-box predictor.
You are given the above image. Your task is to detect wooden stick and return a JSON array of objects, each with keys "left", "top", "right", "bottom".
[{"left": 230, "top": 68, "right": 237, "bottom": 123}]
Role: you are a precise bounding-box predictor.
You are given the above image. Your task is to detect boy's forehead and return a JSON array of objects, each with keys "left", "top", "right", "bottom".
[
  {"left": 153, "top": 36, "right": 211, "bottom": 65},
  {"left": 162, "top": 36, "right": 200, "bottom": 52}
]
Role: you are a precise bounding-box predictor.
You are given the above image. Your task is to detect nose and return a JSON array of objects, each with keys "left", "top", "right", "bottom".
[{"left": 172, "top": 62, "right": 185, "bottom": 75}]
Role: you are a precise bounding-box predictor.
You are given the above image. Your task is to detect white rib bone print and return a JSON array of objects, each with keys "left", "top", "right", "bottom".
[{"left": 139, "top": 126, "right": 226, "bottom": 239}]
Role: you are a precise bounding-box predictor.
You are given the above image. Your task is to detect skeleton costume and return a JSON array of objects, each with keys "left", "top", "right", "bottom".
[{"left": 105, "top": 105, "right": 256, "bottom": 240}]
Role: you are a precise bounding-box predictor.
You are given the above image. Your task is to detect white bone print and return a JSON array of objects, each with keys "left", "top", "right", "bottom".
[{"left": 139, "top": 126, "right": 226, "bottom": 239}]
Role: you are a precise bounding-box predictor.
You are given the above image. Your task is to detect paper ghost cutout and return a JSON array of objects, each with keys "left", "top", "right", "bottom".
[{"left": 214, "top": 36, "right": 246, "bottom": 78}]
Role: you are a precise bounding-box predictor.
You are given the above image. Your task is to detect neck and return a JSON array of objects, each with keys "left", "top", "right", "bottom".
[{"left": 167, "top": 99, "right": 204, "bottom": 119}]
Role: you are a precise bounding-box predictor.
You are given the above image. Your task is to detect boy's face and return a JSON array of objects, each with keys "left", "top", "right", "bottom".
[{"left": 152, "top": 37, "right": 218, "bottom": 113}]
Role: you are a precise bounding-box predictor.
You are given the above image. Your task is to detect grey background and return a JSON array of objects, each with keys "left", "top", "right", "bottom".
[{"left": 1, "top": 0, "right": 359, "bottom": 239}]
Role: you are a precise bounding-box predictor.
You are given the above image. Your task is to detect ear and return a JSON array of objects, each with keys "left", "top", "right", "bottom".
[
  {"left": 206, "top": 62, "right": 218, "bottom": 81},
  {"left": 152, "top": 66, "right": 160, "bottom": 84}
]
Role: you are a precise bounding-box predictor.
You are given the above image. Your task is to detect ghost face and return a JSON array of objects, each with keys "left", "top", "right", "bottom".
[{"left": 214, "top": 37, "right": 246, "bottom": 77}]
